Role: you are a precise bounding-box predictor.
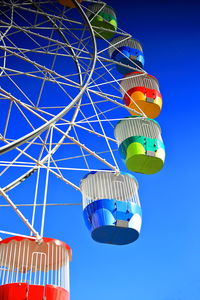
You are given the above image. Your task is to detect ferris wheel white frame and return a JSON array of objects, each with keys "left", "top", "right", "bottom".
[{"left": 0, "top": 0, "right": 148, "bottom": 241}]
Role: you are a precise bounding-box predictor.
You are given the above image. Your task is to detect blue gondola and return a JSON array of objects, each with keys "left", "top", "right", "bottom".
[
  {"left": 80, "top": 171, "right": 142, "bottom": 245},
  {"left": 108, "top": 36, "right": 144, "bottom": 74}
]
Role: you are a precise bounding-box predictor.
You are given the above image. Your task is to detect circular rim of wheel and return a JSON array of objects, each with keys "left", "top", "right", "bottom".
[{"left": 0, "top": 0, "right": 97, "bottom": 156}]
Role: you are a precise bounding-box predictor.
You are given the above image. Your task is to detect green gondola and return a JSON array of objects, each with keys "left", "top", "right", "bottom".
[
  {"left": 86, "top": 4, "right": 117, "bottom": 40},
  {"left": 114, "top": 117, "right": 165, "bottom": 174}
]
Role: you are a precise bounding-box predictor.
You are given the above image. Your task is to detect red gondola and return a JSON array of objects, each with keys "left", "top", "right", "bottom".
[{"left": 0, "top": 236, "right": 72, "bottom": 300}]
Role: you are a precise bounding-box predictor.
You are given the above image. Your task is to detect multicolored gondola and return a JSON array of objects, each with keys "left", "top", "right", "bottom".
[
  {"left": 114, "top": 117, "right": 165, "bottom": 174},
  {"left": 120, "top": 72, "right": 162, "bottom": 119},
  {"left": 86, "top": 4, "right": 117, "bottom": 39}
]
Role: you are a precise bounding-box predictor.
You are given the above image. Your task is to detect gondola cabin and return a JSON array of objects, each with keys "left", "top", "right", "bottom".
[
  {"left": 86, "top": 4, "right": 117, "bottom": 40},
  {"left": 108, "top": 36, "right": 144, "bottom": 74},
  {"left": 57, "top": 0, "right": 82, "bottom": 8},
  {"left": 80, "top": 171, "right": 142, "bottom": 245},
  {"left": 120, "top": 72, "right": 162, "bottom": 119},
  {"left": 0, "top": 236, "right": 71, "bottom": 300},
  {"left": 114, "top": 117, "right": 165, "bottom": 174}
]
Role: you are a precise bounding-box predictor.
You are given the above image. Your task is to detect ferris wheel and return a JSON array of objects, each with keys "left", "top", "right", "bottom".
[{"left": 0, "top": 0, "right": 165, "bottom": 299}]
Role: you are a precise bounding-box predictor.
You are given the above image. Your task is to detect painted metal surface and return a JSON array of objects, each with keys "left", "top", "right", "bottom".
[
  {"left": 81, "top": 171, "right": 141, "bottom": 245},
  {"left": 0, "top": 237, "right": 71, "bottom": 299},
  {"left": 114, "top": 117, "right": 165, "bottom": 174},
  {"left": 120, "top": 72, "right": 162, "bottom": 118},
  {"left": 0, "top": 283, "right": 69, "bottom": 300},
  {"left": 87, "top": 4, "right": 117, "bottom": 39},
  {"left": 58, "top": 0, "right": 82, "bottom": 8},
  {"left": 109, "top": 37, "right": 144, "bottom": 74},
  {"left": 83, "top": 199, "right": 142, "bottom": 245}
]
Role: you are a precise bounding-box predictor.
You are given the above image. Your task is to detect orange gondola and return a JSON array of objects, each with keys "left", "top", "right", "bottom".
[
  {"left": 120, "top": 72, "right": 162, "bottom": 119},
  {"left": 58, "top": 0, "right": 82, "bottom": 8}
]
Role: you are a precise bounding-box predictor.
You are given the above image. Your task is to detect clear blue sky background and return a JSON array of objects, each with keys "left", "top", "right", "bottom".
[{"left": 1, "top": 1, "right": 200, "bottom": 300}]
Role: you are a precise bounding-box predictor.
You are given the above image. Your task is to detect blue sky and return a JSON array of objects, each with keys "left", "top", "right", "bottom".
[{"left": 1, "top": 0, "right": 200, "bottom": 299}]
